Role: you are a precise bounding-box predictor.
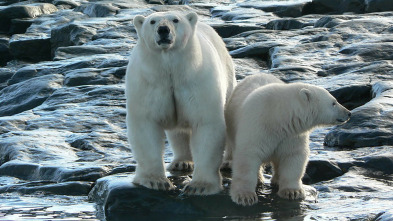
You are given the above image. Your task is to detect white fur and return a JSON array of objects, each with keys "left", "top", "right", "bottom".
[
  {"left": 227, "top": 74, "right": 351, "bottom": 206},
  {"left": 126, "top": 11, "right": 235, "bottom": 195}
]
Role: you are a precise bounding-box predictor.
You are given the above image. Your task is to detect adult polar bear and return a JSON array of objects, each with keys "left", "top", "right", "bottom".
[
  {"left": 227, "top": 74, "right": 351, "bottom": 206},
  {"left": 126, "top": 11, "right": 236, "bottom": 195}
]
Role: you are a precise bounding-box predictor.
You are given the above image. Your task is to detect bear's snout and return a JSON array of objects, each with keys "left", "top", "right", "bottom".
[{"left": 158, "top": 25, "right": 170, "bottom": 37}]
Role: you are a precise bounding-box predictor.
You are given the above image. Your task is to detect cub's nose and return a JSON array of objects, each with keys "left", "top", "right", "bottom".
[{"left": 158, "top": 26, "right": 170, "bottom": 37}]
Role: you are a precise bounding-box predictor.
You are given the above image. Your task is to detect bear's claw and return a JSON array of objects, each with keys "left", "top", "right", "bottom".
[
  {"left": 133, "top": 176, "right": 175, "bottom": 191},
  {"left": 231, "top": 191, "right": 258, "bottom": 206},
  {"left": 167, "top": 161, "right": 194, "bottom": 172},
  {"left": 182, "top": 181, "right": 222, "bottom": 195},
  {"left": 278, "top": 188, "right": 305, "bottom": 200}
]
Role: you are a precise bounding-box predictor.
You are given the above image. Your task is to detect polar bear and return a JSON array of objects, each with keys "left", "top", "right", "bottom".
[
  {"left": 125, "top": 11, "right": 236, "bottom": 195},
  {"left": 227, "top": 74, "right": 351, "bottom": 206}
]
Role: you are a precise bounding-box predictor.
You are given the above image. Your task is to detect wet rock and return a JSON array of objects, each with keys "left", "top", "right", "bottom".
[
  {"left": 0, "top": 3, "right": 58, "bottom": 34},
  {"left": 50, "top": 23, "right": 97, "bottom": 57},
  {"left": 325, "top": 82, "right": 393, "bottom": 148},
  {"left": 211, "top": 23, "right": 261, "bottom": 38},
  {"left": 0, "top": 181, "right": 92, "bottom": 195},
  {"left": 0, "top": 38, "right": 12, "bottom": 66},
  {"left": 303, "top": 160, "right": 344, "bottom": 185},
  {"left": 9, "top": 18, "right": 34, "bottom": 34},
  {"left": 303, "top": 0, "right": 365, "bottom": 14},
  {"left": 9, "top": 34, "right": 51, "bottom": 62},
  {"left": 230, "top": 41, "right": 284, "bottom": 59},
  {"left": 266, "top": 19, "right": 310, "bottom": 30},
  {"left": 0, "top": 74, "right": 63, "bottom": 117},
  {"left": 53, "top": 0, "right": 80, "bottom": 9},
  {"left": 54, "top": 46, "right": 108, "bottom": 60},
  {"left": 239, "top": 2, "right": 306, "bottom": 18},
  {"left": 330, "top": 85, "right": 372, "bottom": 110},
  {"left": 339, "top": 42, "right": 393, "bottom": 61},
  {"left": 314, "top": 16, "right": 341, "bottom": 28},
  {"left": 366, "top": 0, "right": 393, "bottom": 13},
  {"left": 358, "top": 154, "right": 393, "bottom": 174},
  {"left": 75, "top": 3, "right": 120, "bottom": 17},
  {"left": 89, "top": 174, "right": 317, "bottom": 220},
  {"left": 64, "top": 68, "right": 123, "bottom": 86}
]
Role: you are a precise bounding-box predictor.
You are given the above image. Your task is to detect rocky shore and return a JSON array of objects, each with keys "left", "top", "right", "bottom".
[{"left": 0, "top": 0, "right": 392, "bottom": 220}]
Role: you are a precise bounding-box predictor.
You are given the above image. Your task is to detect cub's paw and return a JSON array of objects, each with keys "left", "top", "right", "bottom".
[
  {"left": 230, "top": 190, "right": 258, "bottom": 206},
  {"left": 278, "top": 188, "right": 305, "bottom": 200},
  {"left": 167, "top": 160, "right": 194, "bottom": 172},
  {"left": 182, "top": 181, "right": 222, "bottom": 195},
  {"left": 133, "top": 176, "right": 175, "bottom": 191}
]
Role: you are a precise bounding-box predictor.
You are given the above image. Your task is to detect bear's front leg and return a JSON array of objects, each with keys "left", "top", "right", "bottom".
[
  {"left": 230, "top": 151, "right": 261, "bottom": 206},
  {"left": 166, "top": 129, "right": 194, "bottom": 172},
  {"left": 276, "top": 135, "right": 309, "bottom": 200},
  {"left": 182, "top": 123, "right": 225, "bottom": 195},
  {"left": 128, "top": 118, "right": 174, "bottom": 191}
]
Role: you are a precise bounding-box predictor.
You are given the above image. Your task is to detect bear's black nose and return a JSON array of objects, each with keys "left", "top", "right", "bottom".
[{"left": 158, "top": 26, "right": 170, "bottom": 37}]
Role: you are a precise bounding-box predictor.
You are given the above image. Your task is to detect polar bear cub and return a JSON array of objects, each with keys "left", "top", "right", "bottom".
[
  {"left": 125, "top": 11, "right": 235, "bottom": 195},
  {"left": 227, "top": 74, "right": 351, "bottom": 206}
]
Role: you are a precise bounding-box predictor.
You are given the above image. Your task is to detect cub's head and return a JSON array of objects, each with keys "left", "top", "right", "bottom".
[
  {"left": 299, "top": 85, "right": 351, "bottom": 126},
  {"left": 133, "top": 11, "right": 198, "bottom": 51}
]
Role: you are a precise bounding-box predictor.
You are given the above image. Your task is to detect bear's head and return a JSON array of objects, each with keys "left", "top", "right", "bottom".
[
  {"left": 300, "top": 86, "right": 351, "bottom": 126},
  {"left": 133, "top": 11, "right": 198, "bottom": 51}
]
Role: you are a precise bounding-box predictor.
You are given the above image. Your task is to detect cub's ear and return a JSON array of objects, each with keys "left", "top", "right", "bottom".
[
  {"left": 186, "top": 11, "right": 198, "bottom": 27},
  {"left": 133, "top": 15, "right": 145, "bottom": 32},
  {"left": 300, "top": 88, "right": 312, "bottom": 103}
]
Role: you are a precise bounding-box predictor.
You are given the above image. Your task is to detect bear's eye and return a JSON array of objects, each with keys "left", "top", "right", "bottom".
[
  {"left": 173, "top": 18, "right": 179, "bottom": 23},
  {"left": 332, "top": 102, "right": 336, "bottom": 106},
  {"left": 150, "top": 20, "right": 156, "bottom": 25}
]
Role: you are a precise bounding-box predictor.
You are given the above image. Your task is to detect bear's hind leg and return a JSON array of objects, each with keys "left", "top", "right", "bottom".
[
  {"left": 166, "top": 129, "right": 194, "bottom": 172},
  {"left": 276, "top": 135, "right": 309, "bottom": 200}
]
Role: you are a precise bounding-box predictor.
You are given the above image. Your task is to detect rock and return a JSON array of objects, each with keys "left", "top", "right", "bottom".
[
  {"left": 53, "top": 0, "right": 80, "bottom": 9},
  {"left": 75, "top": 3, "right": 120, "bottom": 17},
  {"left": 303, "top": 160, "right": 344, "bottom": 185},
  {"left": 0, "top": 38, "right": 12, "bottom": 66},
  {"left": 339, "top": 42, "right": 393, "bottom": 61},
  {"left": 0, "top": 74, "right": 63, "bottom": 117},
  {"left": 329, "top": 85, "right": 372, "bottom": 110},
  {"left": 0, "top": 3, "right": 58, "bottom": 34},
  {"left": 303, "top": 0, "right": 365, "bottom": 14},
  {"left": 358, "top": 154, "right": 393, "bottom": 174},
  {"left": 239, "top": 1, "right": 307, "bottom": 18},
  {"left": 0, "top": 181, "right": 92, "bottom": 195},
  {"left": 266, "top": 18, "right": 310, "bottom": 30},
  {"left": 9, "top": 34, "right": 51, "bottom": 62},
  {"left": 89, "top": 174, "right": 317, "bottom": 220},
  {"left": 50, "top": 23, "right": 97, "bottom": 57},
  {"left": 365, "top": 0, "right": 393, "bottom": 13},
  {"left": 229, "top": 41, "right": 284, "bottom": 59},
  {"left": 9, "top": 18, "right": 34, "bottom": 34},
  {"left": 325, "top": 82, "right": 393, "bottom": 148},
  {"left": 63, "top": 67, "right": 123, "bottom": 86},
  {"left": 314, "top": 16, "right": 341, "bottom": 28},
  {"left": 210, "top": 23, "right": 260, "bottom": 38},
  {"left": 54, "top": 46, "right": 108, "bottom": 60}
]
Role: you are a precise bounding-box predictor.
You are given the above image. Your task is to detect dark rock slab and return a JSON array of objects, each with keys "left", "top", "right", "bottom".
[
  {"left": 0, "top": 38, "right": 13, "bottom": 66},
  {"left": 9, "top": 34, "right": 51, "bottom": 62},
  {"left": 357, "top": 154, "right": 393, "bottom": 174},
  {"left": 53, "top": 0, "right": 80, "bottom": 9},
  {"left": 50, "top": 23, "right": 97, "bottom": 57},
  {"left": 339, "top": 42, "right": 393, "bottom": 61},
  {"left": 89, "top": 174, "right": 317, "bottom": 220},
  {"left": 366, "top": 0, "right": 393, "bottom": 13},
  {"left": 210, "top": 23, "right": 261, "bottom": 38},
  {"left": 303, "top": 160, "right": 344, "bottom": 185},
  {"left": 303, "top": 0, "right": 365, "bottom": 15},
  {"left": 266, "top": 18, "right": 311, "bottom": 30},
  {"left": 0, "top": 74, "right": 63, "bottom": 117},
  {"left": 325, "top": 81, "right": 393, "bottom": 148},
  {"left": 54, "top": 46, "right": 108, "bottom": 60},
  {"left": 0, "top": 3, "right": 57, "bottom": 34},
  {"left": 0, "top": 181, "right": 92, "bottom": 195},
  {"left": 9, "top": 18, "right": 34, "bottom": 34},
  {"left": 239, "top": 2, "right": 307, "bottom": 18},
  {"left": 64, "top": 68, "right": 123, "bottom": 86},
  {"left": 230, "top": 41, "right": 284, "bottom": 59},
  {"left": 330, "top": 84, "right": 372, "bottom": 110}
]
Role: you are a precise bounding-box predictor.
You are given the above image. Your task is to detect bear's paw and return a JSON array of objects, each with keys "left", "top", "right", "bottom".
[
  {"left": 133, "top": 175, "right": 175, "bottom": 191},
  {"left": 182, "top": 181, "right": 222, "bottom": 195},
  {"left": 167, "top": 160, "right": 194, "bottom": 172},
  {"left": 231, "top": 190, "right": 258, "bottom": 206},
  {"left": 277, "top": 188, "right": 305, "bottom": 200}
]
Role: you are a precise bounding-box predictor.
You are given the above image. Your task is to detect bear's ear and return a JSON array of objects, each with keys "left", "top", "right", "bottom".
[
  {"left": 186, "top": 12, "right": 198, "bottom": 27},
  {"left": 300, "top": 88, "right": 312, "bottom": 103},
  {"left": 133, "top": 15, "right": 145, "bottom": 32}
]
